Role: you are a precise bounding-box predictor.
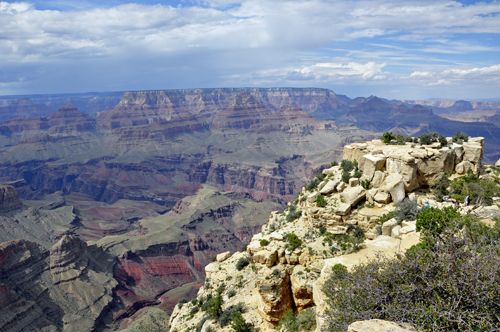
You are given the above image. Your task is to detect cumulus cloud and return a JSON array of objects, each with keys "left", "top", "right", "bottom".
[{"left": 0, "top": 0, "right": 499, "bottom": 98}]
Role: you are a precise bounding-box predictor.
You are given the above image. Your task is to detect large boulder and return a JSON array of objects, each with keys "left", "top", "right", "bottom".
[
  {"left": 374, "top": 190, "right": 391, "bottom": 204},
  {"left": 372, "top": 171, "right": 386, "bottom": 188},
  {"left": 290, "top": 265, "right": 314, "bottom": 311},
  {"left": 383, "top": 173, "right": 405, "bottom": 204},
  {"left": 386, "top": 154, "right": 419, "bottom": 192},
  {"left": 382, "top": 218, "right": 398, "bottom": 236},
  {"left": 335, "top": 203, "right": 351, "bottom": 216},
  {"left": 319, "top": 180, "right": 337, "bottom": 195},
  {"left": 463, "top": 141, "right": 482, "bottom": 164},
  {"left": 361, "top": 154, "right": 386, "bottom": 181},
  {"left": 343, "top": 143, "right": 368, "bottom": 164},
  {"left": 455, "top": 161, "right": 473, "bottom": 175},
  {"left": 415, "top": 148, "right": 455, "bottom": 186},
  {"left": 341, "top": 186, "right": 366, "bottom": 207}
]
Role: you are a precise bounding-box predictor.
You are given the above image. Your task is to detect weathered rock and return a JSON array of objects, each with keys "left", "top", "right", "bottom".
[
  {"left": 495, "top": 158, "right": 500, "bottom": 168},
  {"left": 361, "top": 154, "right": 386, "bottom": 181},
  {"left": 349, "top": 178, "right": 359, "bottom": 187},
  {"left": 386, "top": 154, "right": 419, "bottom": 192},
  {"left": 257, "top": 266, "right": 293, "bottom": 322},
  {"left": 348, "top": 319, "right": 417, "bottom": 332},
  {"left": 383, "top": 173, "right": 405, "bottom": 203},
  {"left": 372, "top": 171, "right": 386, "bottom": 188},
  {"left": 391, "top": 225, "right": 401, "bottom": 237},
  {"left": 455, "top": 160, "right": 473, "bottom": 175},
  {"left": 374, "top": 190, "right": 391, "bottom": 204},
  {"left": 341, "top": 186, "right": 366, "bottom": 207},
  {"left": 399, "top": 224, "right": 416, "bottom": 235},
  {"left": 335, "top": 203, "right": 351, "bottom": 216},
  {"left": 0, "top": 185, "right": 22, "bottom": 212},
  {"left": 269, "top": 232, "right": 284, "bottom": 241},
  {"left": 382, "top": 218, "right": 398, "bottom": 236},
  {"left": 253, "top": 249, "right": 278, "bottom": 267},
  {"left": 216, "top": 251, "right": 231, "bottom": 262},
  {"left": 319, "top": 180, "right": 337, "bottom": 195},
  {"left": 290, "top": 265, "right": 314, "bottom": 311},
  {"left": 463, "top": 141, "right": 482, "bottom": 164},
  {"left": 307, "top": 192, "right": 320, "bottom": 202},
  {"left": 366, "top": 188, "right": 378, "bottom": 205},
  {"left": 336, "top": 182, "right": 347, "bottom": 193}
]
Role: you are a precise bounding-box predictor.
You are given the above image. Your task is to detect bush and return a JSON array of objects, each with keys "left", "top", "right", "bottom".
[
  {"left": 432, "top": 173, "right": 451, "bottom": 199},
  {"left": 381, "top": 132, "right": 396, "bottom": 144},
  {"left": 228, "top": 289, "right": 236, "bottom": 298},
  {"left": 331, "top": 160, "right": 337, "bottom": 167},
  {"left": 236, "top": 257, "right": 250, "bottom": 271},
  {"left": 218, "top": 303, "right": 245, "bottom": 327},
  {"left": 405, "top": 136, "right": 413, "bottom": 143},
  {"left": 396, "top": 134, "right": 405, "bottom": 145},
  {"left": 216, "top": 283, "right": 225, "bottom": 295},
  {"left": 231, "top": 312, "right": 251, "bottom": 332},
  {"left": 316, "top": 194, "right": 326, "bottom": 207},
  {"left": 286, "top": 204, "right": 302, "bottom": 222},
  {"left": 340, "top": 160, "right": 355, "bottom": 172},
  {"left": 319, "top": 225, "right": 326, "bottom": 235},
  {"left": 272, "top": 268, "right": 280, "bottom": 277},
  {"left": 190, "top": 306, "right": 199, "bottom": 315},
  {"left": 287, "top": 232, "right": 303, "bottom": 251},
  {"left": 418, "top": 133, "right": 432, "bottom": 145},
  {"left": 276, "top": 308, "right": 316, "bottom": 332},
  {"left": 323, "top": 214, "right": 500, "bottom": 332},
  {"left": 195, "top": 316, "right": 209, "bottom": 332},
  {"left": 449, "top": 169, "right": 500, "bottom": 206},
  {"left": 394, "top": 197, "right": 421, "bottom": 224},
  {"left": 376, "top": 211, "right": 396, "bottom": 225},
  {"left": 438, "top": 134, "right": 447, "bottom": 146},
  {"left": 352, "top": 225, "right": 365, "bottom": 239},
  {"left": 360, "top": 179, "right": 371, "bottom": 190},
  {"left": 205, "top": 294, "right": 223, "bottom": 319},
  {"left": 341, "top": 170, "right": 351, "bottom": 183},
  {"left": 305, "top": 178, "right": 320, "bottom": 191},
  {"left": 452, "top": 131, "right": 469, "bottom": 143},
  {"left": 260, "top": 239, "right": 270, "bottom": 246},
  {"left": 239, "top": 243, "right": 248, "bottom": 252}
]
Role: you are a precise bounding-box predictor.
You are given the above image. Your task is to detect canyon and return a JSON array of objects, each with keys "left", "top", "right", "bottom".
[{"left": 0, "top": 87, "right": 499, "bottom": 331}]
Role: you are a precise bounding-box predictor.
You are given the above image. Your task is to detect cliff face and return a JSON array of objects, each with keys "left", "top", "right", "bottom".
[
  {"left": 0, "top": 185, "right": 22, "bottom": 212},
  {"left": 169, "top": 137, "right": 486, "bottom": 332},
  {"left": 0, "top": 236, "right": 117, "bottom": 332}
]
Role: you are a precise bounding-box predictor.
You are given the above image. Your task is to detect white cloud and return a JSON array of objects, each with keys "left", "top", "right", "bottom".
[{"left": 0, "top": 1, "right": 31, "bottom": 14}]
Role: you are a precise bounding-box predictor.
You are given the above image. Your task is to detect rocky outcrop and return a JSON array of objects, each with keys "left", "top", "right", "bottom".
[
  {"left": 46, "top": 104, "right": 96, "bottom": 131},
  {"left": 0, "top": 185, "right": 22, "bottom": 212}
]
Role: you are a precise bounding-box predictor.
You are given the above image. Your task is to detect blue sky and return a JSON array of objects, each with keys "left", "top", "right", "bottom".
[{"left": 1, "top": 0, "right": 499, "bottom": 100}]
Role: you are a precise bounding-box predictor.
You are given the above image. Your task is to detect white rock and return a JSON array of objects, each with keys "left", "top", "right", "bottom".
[
  {"left": 383, "top": 173, "right": 405, "bottom": 204},
  {"left": 335, "top": 203, "right": 351, "bottom": 216},
  {"left": 391, "top": 225, "right": 401, "bottom": 237},
  {"left": 216, "top": 251, "right": 231, "bottom": 262},
  {"left": 374, "top": 190, "right": 391, "bottom": 204},
  {"left": 336, "top": 182, "right": 347, "bottom": 193},
  {"left": 372, "top": 171, "right": 386, "bottom": 188},
  {"left": 307, "top": 192, "right": 320, "bottom": 202},
  {"left": 361, "top": 154, "right": 386, "bottom": 181},
  {"left": 382, "top": 218, "right": 398, "bottom": 236},
  {"left": 341, "top": 186, "right": 366, "bottom": 207},
  {"left": 399, "top": 224, "right": 416, "bottom": 235},
  {"left": 269, "top": 232, "right": 284, "bottom": 241},
  {"left": 319, "top": 180, "right": 337, "bottom": 195},
  {"left": 349, "top": 178, "right": 359, "bottom": 187}
]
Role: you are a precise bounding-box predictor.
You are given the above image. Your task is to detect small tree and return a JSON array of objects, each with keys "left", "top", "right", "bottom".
[
  {"left": 381, "top": 132, "right": 396, "bottom": 144},
  {"left": 231, "top": 312, "right": 251, "bottom": 332},
  {"left": 316, "top": 194, "right": 326, "bottom": 207}
]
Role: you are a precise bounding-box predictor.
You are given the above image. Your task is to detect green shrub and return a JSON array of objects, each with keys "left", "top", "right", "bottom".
[
  {"left": 319, "top": 226, "right": 326, "bottom": 235},
  {"left": 449, "top": 169, "right": 500, "bottom": 206},
  {"left": 381, "top": 132, "right": 396, "bottom": 144},
  {"left": 341, "top": 170, "right": 351, "bottom": 183},
  {"left": 231, "top": 312, "right": 251, "bottom": 332},
  {"left": 260, "top": 239, "right": 270, "bottom": 246},
  {"left": 331, "top": 263, "right": 348, "bottom": 280},
  {"left": 195, "top": 316, "right": 209, "bottom": 332},
  {"left": 405, "top": 136, "right": 413, "bottom": 143},
  {"left": 432, "top": 173, "right": 451, "bottom": 199},
  {"left": 438, "top": 134, "right": 447, "bottom": 146},
  {"left": 360, "top": 179, "right": 371, "bottom": 190},
  {"left": 206, "top": 294, "right": 223, "bottom": 319},
  {"left": 286, "top": 204, "right": 302, "bottom": 222},
  {"left": 340, "top": 160, "right": 354, "bottom": 172},
  {"left": 216, "top": 283, "right": 225, "bottom": 295},
  {"left": 331, "top": 161, "right": 337, "bottom": 167},
  {"left": 190, "top": 306, "right": 199, "bottom": 315},
  {"left": 276, "top": 308, "right": 316, "bottom": 332},
  {"left": 316, "top": 194, "right": 326, "bottom": 207},
  {"left": 236, "top": 257, "right": 250, "bottom": 271},
  {"left": 352, "top": 225, "right": 365, "bottom": 239},
  {"left": 287, "top": 232, "right": 303, "bottom": 251},
  {"left": 394, "top": 197, "right": 421, "bottom": 224},
  {"left": 452, "top": 131, "right": 469, "bottom": 143},
  {"left": 418, "top": 133, "right": 432, "bottom": 145},
  {"left": 239, "top": 243, "right": 248, "bottom": 252},
  {"left": 396, "top": 134, "right": 405, "bottom": 145},
  {"left": 323, "top": 213, "right": 500, "bottom": 332},
  {"left": 218, "top": 303, "right": 245, "bottom": 327},
  {"left": 272, "top": 268, "right": 280, "bottom": 277},
  {"left": 305, "top": 178, "right": 320, "bottom": 191}
]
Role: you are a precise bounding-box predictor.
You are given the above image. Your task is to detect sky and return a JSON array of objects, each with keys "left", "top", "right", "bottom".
[{"left": 0, "top": 0, "right": 499, "bottom": 100}]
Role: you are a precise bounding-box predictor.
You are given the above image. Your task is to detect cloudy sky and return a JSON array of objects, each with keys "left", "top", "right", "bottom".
[{"left": 1, "top": 0, "right": 499, "bottom": 100}]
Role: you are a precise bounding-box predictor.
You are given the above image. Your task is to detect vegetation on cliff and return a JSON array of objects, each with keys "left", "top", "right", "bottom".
[{"left": 323, "top": 208, "right": 500, "bottom": 331}]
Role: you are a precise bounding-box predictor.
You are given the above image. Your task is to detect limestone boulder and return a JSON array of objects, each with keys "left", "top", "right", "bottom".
[
  {"left": 343, "top": 143, "right": 368, "bottom": 164},
  {"left": 391, "top": 225, "right": 401, "bottom": 237},
  {"left": 374, "top": 190, "right": 391, "bottom": 204},
  {"left": 463, "top": 142, "right": 482, "bottom": 164},
  {"left": 349, "top": 178, "right": 359, "bottom": 187},
  {"left": 336, "top": 182, "right": 346, "bottom": 193},
  {"left": 382, "top": 218, "right": 398, "bottom": 236},
  {"left": 372, "top": 171, "right": 386, "bottom": 188},
  {"left": 383, "top": 173, "right": 405, "bottom": 204},
  {"left": 451, "top": 143, "right": 464, "bottom": 161},
  {"left": 319, "top": 180, "right": 337, "bottom": 195},
  {"left": 361, "top": 154, "right": 386, "bottom": 181},
  {"left": 334, "top": 203, "right": 351, "bottom": 216},
  {"left": 257, "top": 266, "right": 293, "bottom": 322},
  {"left": 307, "top": 192, "right": 319, "bottom": 202},
  {"left": 253, "top": 249, "right": 278, "bottom": 267},
  {"left": 216, "top": 251, "right": 231, "bottom": 262},
  {"left": 341, "top": 186, "right": 366, "bottom": 207},
  {"left": 399, "top": 224, "right": 416, "bottom": 235},
  {"left": 455, "top": 160, "right": 473, "bottom": 175},
  {"left": 386, "top": 154, "right": 419, "bottom": 192}
]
